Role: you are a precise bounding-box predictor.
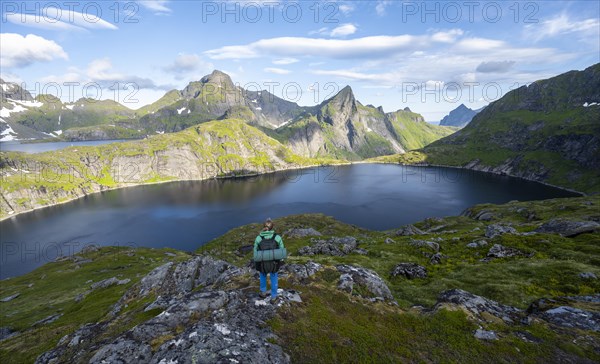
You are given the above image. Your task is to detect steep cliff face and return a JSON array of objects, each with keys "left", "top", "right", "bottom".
[
  {"left": 284, "top": 86, "right": 455, "bottom": 160},
  {"left": 424, "top": 63, "right": 600, "bottom": 193},
  {"left": 0, "top": 119, "right": 317, "bottom": 218}
]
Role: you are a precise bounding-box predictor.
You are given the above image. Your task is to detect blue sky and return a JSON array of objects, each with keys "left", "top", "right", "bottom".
[{"left": 1, "top": 0, "right": 599, "bottom": 121}]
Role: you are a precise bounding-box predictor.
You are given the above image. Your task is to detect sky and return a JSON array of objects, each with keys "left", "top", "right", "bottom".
[{"left": 1, "top": 0, "right": 599, "bottom": 121}]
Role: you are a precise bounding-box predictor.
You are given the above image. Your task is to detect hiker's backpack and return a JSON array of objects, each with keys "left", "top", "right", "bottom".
[{"left": 255, "top": 235, "right": 282, "bottom": 274}]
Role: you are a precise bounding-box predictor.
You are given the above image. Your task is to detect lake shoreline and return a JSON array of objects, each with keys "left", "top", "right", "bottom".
[
  {"left": 364, "top": 161, "right": 586, "bottom": 197},
  {"left": 0, "top": 158, "right": 583, "bottom": 222},
  {"left": 0, "top": 161, "right": 351, "bottom": 222}
]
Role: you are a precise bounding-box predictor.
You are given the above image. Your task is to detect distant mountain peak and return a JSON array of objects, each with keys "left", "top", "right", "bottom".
[{"left": 439, "top": 103, "right": 479, "bottom": 127}]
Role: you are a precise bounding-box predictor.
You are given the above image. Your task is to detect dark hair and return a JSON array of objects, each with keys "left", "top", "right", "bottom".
[{"left": 263, "top": 218, "right": 274, "bottom": 231}]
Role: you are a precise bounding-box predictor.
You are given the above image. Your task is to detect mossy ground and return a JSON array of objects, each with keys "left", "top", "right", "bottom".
[{"left": 1, "top": 196, "right": 599, "bottom": 363}]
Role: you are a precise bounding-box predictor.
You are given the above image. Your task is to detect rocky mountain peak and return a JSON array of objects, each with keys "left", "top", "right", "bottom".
[
  {"left": 0, "top": 78, "right": 33, "bottom": 101},
  {"left": 200, "top": 70, "right": 235, "bottom": 88}
]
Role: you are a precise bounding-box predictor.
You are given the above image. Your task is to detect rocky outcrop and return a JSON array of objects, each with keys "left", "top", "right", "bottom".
[
  {"left": 0, "top": 293, "right": 20, "bottom": 302},
  {"left": 436, "top": 289, "right": 522, "bottom": 324},
  {"left": 473, "top": 329, "right": 498, "bottom": 341},
  {"left": 90, "top": 277, "right": 130, "bottom": 290},
  {"left": 298, "top": 236, "right": 359, "bottom": 256},
  {"left": 36, "top": 255, "right": 297, "bottom": 364},
  {"left": 527, "top": 296, "right": 600, "bottom": 332},
  {"left": 395, "top": 224, "right": 426, "bottom": 236},
  {"left": 390, "top": 263, "right": 427, "bottom": 279},
  {"left": 336, "top": 265, "right": 394, "bottom": 301},
  {"left": 535, "top": 219, "right": 600, "bottom": 237},
  {"left": 485, "top": 224, "right": 517, "bottom": 239},
  {"left": 410, "top": 239, "right": 440, "bottom": 253},
  {"left": 281, "top": 261, "right": 322, "bottom": 281},
  {"left": 486, "top": 244, "right": 525, "bottom": 259}
]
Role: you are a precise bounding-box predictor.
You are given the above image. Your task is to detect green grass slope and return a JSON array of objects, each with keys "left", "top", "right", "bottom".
[
  {"left": 0, "top": 119, "right": 336, "bottom": 219},
  {"left": 372, "top": 64, "right": 600, "bottom": 194},
  {"left": 1, "top": 196, "right": 598, "bottom": 362}
]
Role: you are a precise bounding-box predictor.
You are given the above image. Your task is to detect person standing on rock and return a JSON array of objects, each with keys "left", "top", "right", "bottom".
[{"left": 254, "top": 218, "right": 285, "bottom": 303}]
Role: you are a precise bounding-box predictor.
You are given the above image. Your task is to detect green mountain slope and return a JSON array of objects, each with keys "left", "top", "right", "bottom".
[
  {"left": 278, "top": 87, "right": 456, "bottom": 160},
  {"left": 373, "top": 63, "right": 600, "bottom": 194},
  {"left": 0, "top": 119, "right": 333, "bottom": 219},
  {"left": 424, "top": 63, "right": 600, "bottom": 193}
]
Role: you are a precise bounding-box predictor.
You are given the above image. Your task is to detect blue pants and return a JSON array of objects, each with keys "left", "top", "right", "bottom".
[{"left": 259, "top": 272, "right": 278, "bottom": 297}]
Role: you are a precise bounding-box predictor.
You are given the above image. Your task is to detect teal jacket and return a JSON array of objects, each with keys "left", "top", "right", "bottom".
[{"left": 254, "top": 230, "right": 284, "bottom": 254}]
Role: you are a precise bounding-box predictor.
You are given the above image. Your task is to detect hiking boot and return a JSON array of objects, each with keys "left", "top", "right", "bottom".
[
  {"left": 270, "top": 296, "right": 278, "bottom": 304},
  {"left": 259, "top": 291, "right": 269, "bottom": 299}
]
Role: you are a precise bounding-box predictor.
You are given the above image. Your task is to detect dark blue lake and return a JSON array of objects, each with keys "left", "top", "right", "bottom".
[{"left": 0, "top": 164, "right": 577, "bottom": 279}]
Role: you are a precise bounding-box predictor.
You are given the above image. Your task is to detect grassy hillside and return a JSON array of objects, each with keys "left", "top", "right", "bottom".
[
  {"left": 370, "top": 64, "right": 600, "bottom": 194},
  {"left": 0, "top": 119, "right": 336, "bottom": 219},
  {"left": 1, "top": 196, "right": 598, "bottom": 362}
]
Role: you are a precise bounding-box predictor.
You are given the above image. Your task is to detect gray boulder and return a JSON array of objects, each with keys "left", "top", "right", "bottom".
[
  {"left": 32, "top": 314, "right": 62, "bottom": 327},
  {"left": 579, "top": 272, "right": 598, "bottom": 280},
  {"left": 474, "top": 329, "right": 498, "bottom": 340},
  {"left": 486, "top": 244, "right": 524, "bottom": 259},
  {"left": 395, "top": 224, "right": 425, "bottom": 236},
  {"left": 282, "top": 261, "right": 322, "bottom": 280},
  {"left": 0, "top": 293, "right": 20, "bottom": 302},
  {"left": 90, "top": 277, "right": 130, "bottom": 290},
  {"left": 410, "top": 239, "right": 440, "bottom": 252},
  {"left": 535, "top": 219, "right": 600, "bottom": 237},
  {"left": 540, "top": 306, "right": 600, "bottom": 332},
  {"left": 429, "top": 252, "right": 444, "bottom": 265},
  {"left": 336, "top": 265, "right": 394, "bottom": 301},
  {"left": 390, "top": 263, "right": 427, "bottom": 279},
  {"left": 476, "top": 212, "right": 495, "bottom": 221},
  {"left": 0, "top": 327, "right": 16, "bottom": 341},
  {"left": 298, "top": 236, "right": 358, "bottom": 256},
  {"left": 485, "top": 224, "right": 517, "bottom": 239},
  {"left": 467, "top": 239, "right": 488, "bottom": 248},
  {"left": 436, "top": 289, "right": 522, "bottom": 323},
  {"left": 384, "top": 237, "right": 396, "bottom": 244}
]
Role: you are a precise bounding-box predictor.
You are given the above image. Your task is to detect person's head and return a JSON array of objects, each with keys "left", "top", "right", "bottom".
[{"left": 263, "top": 217, "right": 274, "bottom": 231}]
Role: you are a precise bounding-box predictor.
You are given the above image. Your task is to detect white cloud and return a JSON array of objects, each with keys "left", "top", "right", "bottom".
[
  {"left": 206, "top": 34, "right": 437, "bottom": 60},
  {"left": 526, "top": 14, "right": 600, "bottom": 41},
  {"left": 476, "top": 61, "right": 516, "bottom": 73},
  {"left": 454, "top": 38, "right": 505, "bottom": 51},
  {"left": 330, "top": 23, "right": 357, "bottom": 37},
  {"left": 339, "top": 4, "right": 355, "bottom": 15},
  {"left": 163, "top": 53, "right": 213, "bottom": 79},
  {"left": 0, "top": 33, "right": 68, "bottom": 68},
  {"left": 431, "top": 29, "right": 464, "bottom": 43},
  {"left": 5, "top": 8, "right": 117, "bottom": 31},
  {"left": 273, "top": 58, "right": 299, "bottom": 65},
  {"left": 206, "top": 29, "right": 466, "bottom": 60},
  {"left": 264, "top": 67, "right": 291, "bottom": 75},
  {"left": 138, "top": 0, "right": 172, "bottom": 13},
  {"left": 375, "top": 1, "right": 391, "bottom": 16},
  {"left": 86, "top": 58, "right": 172, "bottom": 89}
]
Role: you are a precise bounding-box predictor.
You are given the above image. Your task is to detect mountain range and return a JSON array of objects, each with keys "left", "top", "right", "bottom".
[
  {"left": 2, "top": 64, "right": 599, "bottom": 219},
  {"left": 0, "top": 72, "right": 454, "bottom": 160}
]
